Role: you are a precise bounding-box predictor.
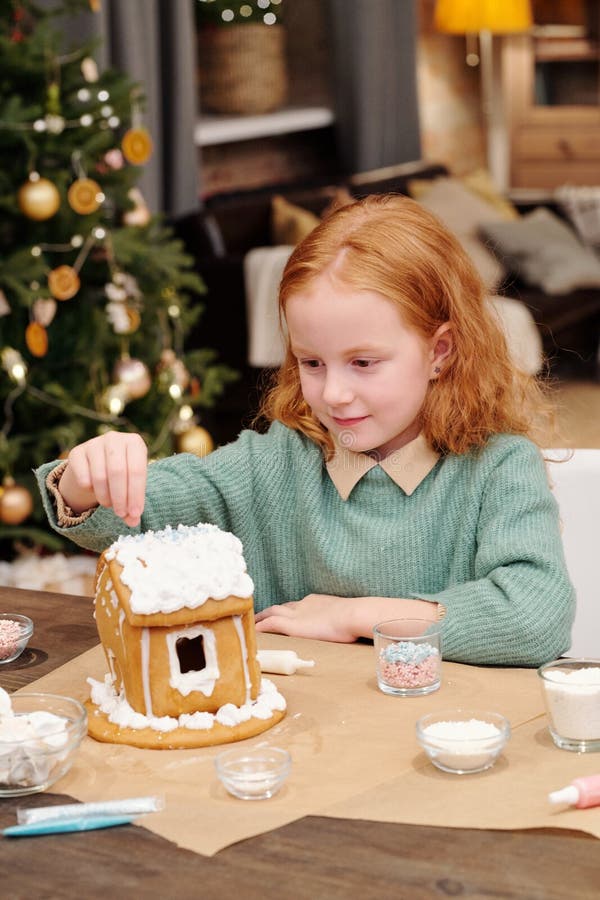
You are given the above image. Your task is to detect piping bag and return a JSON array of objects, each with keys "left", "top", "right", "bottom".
[{"left": 257, "top": 649, "right": 315, "bottom": 675}]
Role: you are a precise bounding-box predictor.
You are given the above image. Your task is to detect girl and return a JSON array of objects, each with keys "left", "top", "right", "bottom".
[{"left": 36, "top": 195, "right": 574, "bottom": 666}]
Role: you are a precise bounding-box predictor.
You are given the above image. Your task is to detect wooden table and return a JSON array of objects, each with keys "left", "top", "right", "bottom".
[{"left": 1, "top": 585, "right": 599, "bottom": 899}]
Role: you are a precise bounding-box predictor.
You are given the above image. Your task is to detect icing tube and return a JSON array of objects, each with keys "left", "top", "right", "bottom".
[
  {"left": 4, "top": 816, "right": 137, "bottom": 837},
  {"left": 16, "top": 795, "right": 165, "bottom": 825},
  {"left": 549, "top": 774, "right": 600, "bottom": 809},
  {"left": 257, "top": 649, "right": 315, "bottom": 675}
]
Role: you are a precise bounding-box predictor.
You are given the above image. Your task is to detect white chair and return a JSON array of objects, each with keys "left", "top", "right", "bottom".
[{"left": 546, "top": 449, "right": 600, "bottom": 657}]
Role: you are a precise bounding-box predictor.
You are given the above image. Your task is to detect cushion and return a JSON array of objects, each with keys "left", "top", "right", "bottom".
[
  {"left": 480, "top": 207, "right": 600, "bottom": 295},
  {"left": 486, "top": 295, "right": 542, "bottom": 375},
  {"left": 555, "top": 184, "right": 600, "bottom": 248},
  {"left": 409, "top": 177, "right": 508, "bottom": 290},
  {"left": 409, "top": 170, "right": 519, "bottom": 221},
  {"left": 321, "top": 186, "right": 355, "bottom": 220},
  {"left": 271, "top": 195, "right": 320, "bottom": 246},
  {"left": 271, "top": 188, "right": 356, "bottom": 246}
]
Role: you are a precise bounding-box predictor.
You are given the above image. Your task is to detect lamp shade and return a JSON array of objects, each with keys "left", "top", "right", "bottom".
[{"left": 434, "top": 0, "right": 532, "bottom": 34}]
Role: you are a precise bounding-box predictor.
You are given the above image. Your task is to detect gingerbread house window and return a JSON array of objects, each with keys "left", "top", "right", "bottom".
[
  {"left": 166, "top": 625, "right": 220, "bottom": 698},
  {"left": 176, "top": 634, "right": 206, "bottom": 673}
]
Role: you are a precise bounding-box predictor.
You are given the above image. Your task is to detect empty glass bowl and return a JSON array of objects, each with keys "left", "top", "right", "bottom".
[
  {"left": 416, "top": 709, "right": 510, "bottom": 774},
  {"left": 215, "top": 746, "right": 291, "bottom": 800},
  {"left": 0, "top": 693, "right": 87, "bottom": 796},
  {"left": 0, "top": 614, "right": 34, "bottom": 664}
]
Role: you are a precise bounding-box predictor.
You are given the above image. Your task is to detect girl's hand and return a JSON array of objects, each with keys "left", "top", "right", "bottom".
[
  {"left": 255, "top": 594, "right": 360, "bottom": 643},
  {"left": 255, "top": 595, "right": 442, "bottom": 643},
  {"left": 58, "top": 431, "right": 148, "bottom": 527}
]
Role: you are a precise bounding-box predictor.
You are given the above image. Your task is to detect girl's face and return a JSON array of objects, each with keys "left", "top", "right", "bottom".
[{"left": 286, "top": 275, "right": 450, "bottom": 458}]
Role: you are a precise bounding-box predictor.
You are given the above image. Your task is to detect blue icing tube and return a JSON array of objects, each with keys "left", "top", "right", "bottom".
[{"left": 3, "top": 814, "right": 137, "bottom": 837}]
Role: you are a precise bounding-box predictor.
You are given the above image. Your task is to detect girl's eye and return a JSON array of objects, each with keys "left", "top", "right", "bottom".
[
  {"left": 300, "top": 359, "right": 322, "bottom": 369},
  {"left": 353, "top": 359, "right": 376, "bottom": 368}
]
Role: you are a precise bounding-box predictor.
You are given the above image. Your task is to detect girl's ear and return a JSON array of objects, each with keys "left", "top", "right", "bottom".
[{"left": 430, "top": 322, "right": 453, "bottom": 378}]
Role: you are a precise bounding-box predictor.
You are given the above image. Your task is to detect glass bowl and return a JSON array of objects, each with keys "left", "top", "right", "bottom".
[
  {"left": 0, "top": 614, "right": 34, "bottom": 664},
  {"left": 416, "top": 709, "right": 510, "bottom": 774},
  {"left": 538, "top": 658, "right": 600, "bottom": 752},
  {"left": 0, "top": 693, "right": 87, "bottom": 796},
  {"left": 215, "top": 746, "right": 291, "bottom": 800},
  {"left": 373, "top": 618, "right": 442, "bottom": 696}
]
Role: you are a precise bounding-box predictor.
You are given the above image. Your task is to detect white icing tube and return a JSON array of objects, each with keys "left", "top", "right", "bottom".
[
  {"left": 17, "top": 795, "right": 165, "bottom": 825},
  {"left": 257, "top": 649, "right": 315, "bottom": 675}
]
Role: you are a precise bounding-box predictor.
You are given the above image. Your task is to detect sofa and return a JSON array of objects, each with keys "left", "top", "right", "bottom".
[{"left": 173, "top": 160, "right": 600, "bottom": 446}]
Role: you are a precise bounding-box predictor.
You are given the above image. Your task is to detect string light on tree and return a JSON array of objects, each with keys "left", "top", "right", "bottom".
[
  {"left": 1, "top": 348, "right": 27, "bottom": 385},
  {"left": 157, "top": 349, "right": 190, "bottom": 398},
  {"left": 101, "top": 383, "right": 129, "bottom": 416}
]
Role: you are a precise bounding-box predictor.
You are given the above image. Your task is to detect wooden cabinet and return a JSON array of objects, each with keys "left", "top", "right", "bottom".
[{"left": 502, "top": 1, "right": 600, "bottom": 188}]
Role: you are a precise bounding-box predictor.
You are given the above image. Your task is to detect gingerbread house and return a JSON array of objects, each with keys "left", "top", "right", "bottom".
[{"left": 86, "top": 523, "right": 286, "bottom": 749}]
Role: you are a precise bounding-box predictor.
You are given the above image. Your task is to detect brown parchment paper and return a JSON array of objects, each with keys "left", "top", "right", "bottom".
[{"left": 18, "top": 635, "right": 600, "bottom": 856}]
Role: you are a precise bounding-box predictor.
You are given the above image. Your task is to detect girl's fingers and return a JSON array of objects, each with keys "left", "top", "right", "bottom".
[
  {"left": 75, "top": 433, "right": 147, "bottom": 523},
  {"left": 255, "top": 613, "right": 297, "bottom": 636},
  {"left": 124, "top": 435, "right": 147, "bottom": 522},
  {"left": 104, "top": 436, "right": 129, "bottom": 518},
  {"left": 87, "top": 446, "right": 111, "bottom": 509},
  {"left": 255, "top": 602, "right": 296, "bottom": 622},
  {"left": 66, "top": 445, "right": 93, "bottom": 491}
]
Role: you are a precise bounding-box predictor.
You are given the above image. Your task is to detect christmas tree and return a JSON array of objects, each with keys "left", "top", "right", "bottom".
[{"left": 0, "top": 0, "right": 236, "bottom": 558}]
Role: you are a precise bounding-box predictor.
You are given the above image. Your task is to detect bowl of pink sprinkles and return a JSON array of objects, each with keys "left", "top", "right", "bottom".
[
  {"left": 374, "top": 622, "right": 442, "bottom": 698},
  {"left": 0, "top": 614, "right": 33, "bottom": 664}
]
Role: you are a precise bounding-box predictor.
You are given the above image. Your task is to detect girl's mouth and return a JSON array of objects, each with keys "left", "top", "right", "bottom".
[{"left": 332, "top": 416, "right": 368, "bottom": 426}]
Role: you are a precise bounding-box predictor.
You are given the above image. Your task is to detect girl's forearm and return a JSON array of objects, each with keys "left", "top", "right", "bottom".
[{"left": 350, "top": 596, "right": 442, "bottom": 640}]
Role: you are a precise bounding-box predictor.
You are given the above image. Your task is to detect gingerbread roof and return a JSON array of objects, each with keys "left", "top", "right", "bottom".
[{"left": 98, "top": 523, "right": 255, "bottom": 628}]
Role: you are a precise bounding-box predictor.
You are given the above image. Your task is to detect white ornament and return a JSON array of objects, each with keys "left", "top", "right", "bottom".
[
  {"left": 45, "top": 114, "right": 66, "bottom": 135},
  {"left": 81, "top": 57, "right": 99, "bottom": 83},
  {"left": 105, "top": 301, "right": 131, "bottom": 334},
  {"left": 32, "top": 298, "right": 57, "bottom": 327}
]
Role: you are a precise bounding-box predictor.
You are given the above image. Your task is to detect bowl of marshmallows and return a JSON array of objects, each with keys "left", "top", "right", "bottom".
[{"left": 0, "top": 687, "right": 87, "bottom": 796}]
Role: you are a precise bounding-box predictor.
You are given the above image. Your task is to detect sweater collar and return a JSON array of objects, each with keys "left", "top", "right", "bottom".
[{"left": 325, "top": 432, "right": 440, "bottom": 501}]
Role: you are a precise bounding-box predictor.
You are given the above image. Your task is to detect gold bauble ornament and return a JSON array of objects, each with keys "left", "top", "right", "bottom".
[
  {"left": 0, "top": 477, "right": 34, "bottom": 525},
  {"left": 67, "top": 177, "right": 103, "bottom": 215},
  {"left": 48, "top": 265, "right": 80, "bottom": 300},
  {"left": 177, "top": 426, "right": 214, "bottom": 458},
  {"left": 113, "top": 356, "right": 152, "bottom": 400},
  {"left": 17, "top": 175, "right": 61, "bottom": 221}
]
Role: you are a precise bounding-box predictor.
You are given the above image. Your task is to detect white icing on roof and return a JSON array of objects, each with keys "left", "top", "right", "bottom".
[{"left": 105, "top": 523, "right": 254, "bottom": 615}]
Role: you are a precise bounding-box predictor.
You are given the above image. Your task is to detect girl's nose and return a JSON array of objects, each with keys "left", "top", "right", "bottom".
[{"left": 322, "top": 370, "right": 353, "bottom": 406}]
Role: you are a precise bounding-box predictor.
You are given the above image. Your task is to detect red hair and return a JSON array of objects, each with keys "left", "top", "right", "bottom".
[{"left": 259, "top": 194, "right": 552, "bottom": 457}]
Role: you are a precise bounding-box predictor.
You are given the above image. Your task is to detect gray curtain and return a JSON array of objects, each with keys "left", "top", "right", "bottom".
[
  {"left": 326, "top": 0, "right": 421, "bottom": 174},
  {"left": 63, "top": 0, "right": 199, "bottom": 216}
]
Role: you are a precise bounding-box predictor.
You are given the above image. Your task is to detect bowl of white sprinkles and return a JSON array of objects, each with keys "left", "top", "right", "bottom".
[
  {"left": 538, "top": 658, "right": 600, "bottom": 752},
  {"left": 416, "top": 709, "right": 510, "bottom": 774}
]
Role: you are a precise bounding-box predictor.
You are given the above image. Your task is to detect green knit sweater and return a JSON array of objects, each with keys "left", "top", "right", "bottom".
[{"left": 36, "top": 422, "right": 575, "bottom": 666}]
